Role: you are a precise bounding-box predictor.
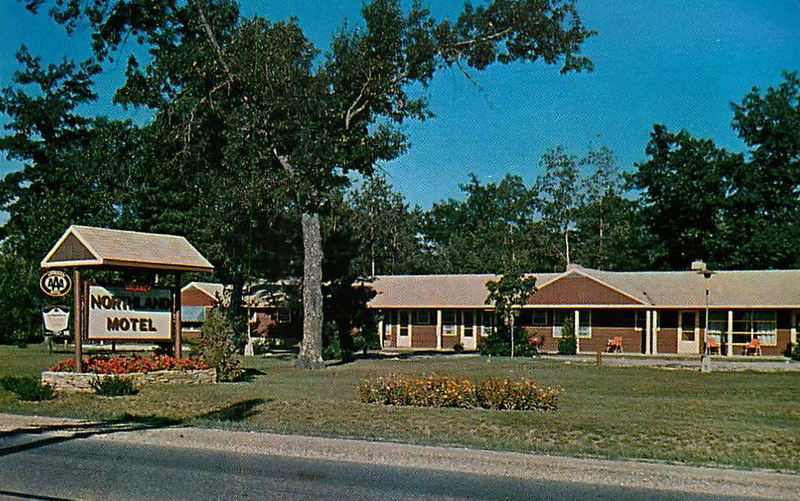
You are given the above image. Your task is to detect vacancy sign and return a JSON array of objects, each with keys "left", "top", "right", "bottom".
[{"left": 87, "top": 285, "right": 172, "bottom": 340}]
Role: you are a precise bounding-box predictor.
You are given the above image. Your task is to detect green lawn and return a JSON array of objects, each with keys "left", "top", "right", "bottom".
[{"left": 1, "top": 345, "right": 799, "bottom": 471}]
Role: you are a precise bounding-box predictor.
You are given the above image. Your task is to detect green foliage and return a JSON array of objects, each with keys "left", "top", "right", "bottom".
[
  {"left": 557, "top": 316, "right": 577, "bottom": 355},
  {"left": 322, "top": 321, "right": 344, "bottom": 361},
  {"left": 453, "top": 343, "right": 464, "bottom": 354},
  {"left": 486, "top": 269, "right": 536, "bottom": 356},
  {"left": 479, "top": 326, "right": 538, "bottom": 357},
  {"left": 791, "top": 343, "right": 800, "bottom": 362},
  {"left": 91, "top": 376, "right": 137, "bottom": 397},
  {"left": 359, "top": 374, "right": 560, "bottom": 411},
  {"left": 0, "top": 376, "right": 55, "bottom": 401},
  {"left": 198, "top": 308, "right": 242, "bottom": 382},
  {"left": 0, "top": 254, "right": 41, "bottom": 345},
  {"left": 629, "top": 124, "right": 741, "bottom": 270}
]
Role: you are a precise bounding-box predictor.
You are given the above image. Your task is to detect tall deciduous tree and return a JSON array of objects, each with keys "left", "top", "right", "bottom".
[
  {"left": 574, "top": 147, "right": 645, "bottom": 270},
  {"left": 348, "top": 174, "right": 426, "bottom": 277},
  {"left": 629, "top": 124, "right": 741, "bottom": 270},
  {"left": 424, "top": 173, "right": 547, "bottom": 273},
  {"left": 726, "top": 71, "right": 800, "bottom": 268},
  {"left": 21, "top": 0, "right": 594, "bottom": 368},
  {"left": 535, "top": 146, "right": 584, "bottom": 268}
]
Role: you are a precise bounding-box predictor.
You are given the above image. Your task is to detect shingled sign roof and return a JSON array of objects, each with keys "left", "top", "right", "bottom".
[
  {"left": 367, "top": 265, "right": 800, "bottom": 308},
  {"left": 41, "top": 225, "right": 214, "bottom": 273}
]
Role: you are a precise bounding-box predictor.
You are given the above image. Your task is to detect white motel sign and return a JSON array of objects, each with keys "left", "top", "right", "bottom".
[{"left": 87, "top": 285, "right": 172, "bottom": 340}]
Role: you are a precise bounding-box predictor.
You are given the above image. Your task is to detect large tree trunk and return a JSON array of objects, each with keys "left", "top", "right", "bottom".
[{"left": 295, "top": 212, "right": 325, "bottom": 369}]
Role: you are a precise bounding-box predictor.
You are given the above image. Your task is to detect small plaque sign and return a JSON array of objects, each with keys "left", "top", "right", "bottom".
[
  {"left": 42, "top": 306, "right": 70, "bottom": 334},
  {"left": 40, "top": 270, "right": 72, "bottom": 297}
]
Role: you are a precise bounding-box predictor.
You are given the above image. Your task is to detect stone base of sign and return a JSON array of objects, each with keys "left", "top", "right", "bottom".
[{"left": 41, "top": 369, "right": 217, "bottom": 392}]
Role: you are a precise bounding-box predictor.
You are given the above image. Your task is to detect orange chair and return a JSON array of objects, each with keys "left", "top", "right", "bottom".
[
  {"left": 606, "top": 336, "right": 623, "bottom": 353},
  {"left": 744, "top": 338, "right": 762, "bottom": 356},
  {"left": 705, "top": 338, "right": 721, "bottom": 355},
  {"left": 528, "top": 336, "right": 544, "bottom": 349}
]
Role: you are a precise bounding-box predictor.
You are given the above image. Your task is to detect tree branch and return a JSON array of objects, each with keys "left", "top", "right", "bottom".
[
  {"left": 344, "top": 68, "right": 373, "bottom": 130},
  {"left": 197, "top": 3, "right": 233, "bottom": 79}
]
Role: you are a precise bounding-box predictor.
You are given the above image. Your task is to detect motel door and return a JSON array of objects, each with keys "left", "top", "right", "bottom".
[
  {"left": 678, "top": 310, "right": 700, "bottom": 354},
  {"left": 462, "top": 310, "right": 476, "bottom": 350}
]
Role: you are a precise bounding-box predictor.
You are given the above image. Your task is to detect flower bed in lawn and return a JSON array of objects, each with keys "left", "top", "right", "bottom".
[
  {"left": 359, "top": 374, "right": 560, "bottom": 411},
  {"left": 42, "top": 355, "right": 216, "bottom": 392}
]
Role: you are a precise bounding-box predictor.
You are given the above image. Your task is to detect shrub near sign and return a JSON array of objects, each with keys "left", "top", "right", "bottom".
[{"left": 87, "top": 285, "right": 172, "bottom": 340}]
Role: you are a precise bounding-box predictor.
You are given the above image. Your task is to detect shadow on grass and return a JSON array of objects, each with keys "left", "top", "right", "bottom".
[
  {"left": 195, "top": 398, "right": 266, "bottom": 423},
  {"left": 237, "top": 368, "right": 266, "bottom": 382},
  {"left": 0, "top": 399, "right": 266, "bottom": 458}
]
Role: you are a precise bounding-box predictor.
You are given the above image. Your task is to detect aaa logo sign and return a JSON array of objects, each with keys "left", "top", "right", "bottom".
[
  {"left": 87, "top": 285, "right": 172, "bottom": 340},
  {"left": 40, "top": 270, "right": 72, "bottom": 297}
]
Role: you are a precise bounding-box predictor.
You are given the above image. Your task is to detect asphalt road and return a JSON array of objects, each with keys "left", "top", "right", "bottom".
[{"left": 0, "top": 431, "right": 753, "bottom": 501}]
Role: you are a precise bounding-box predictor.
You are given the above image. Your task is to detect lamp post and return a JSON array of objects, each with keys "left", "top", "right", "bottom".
[{"left": 692, "top": 260, "right": 715, "bottom": 360}]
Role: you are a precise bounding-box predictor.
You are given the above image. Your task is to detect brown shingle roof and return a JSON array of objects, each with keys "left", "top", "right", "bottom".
[
  {"left": 41, "top": 225, "right": 214, "bottom": 273},
  {"left": 367, "top": 266, "right": 800, "bottom": 308}
]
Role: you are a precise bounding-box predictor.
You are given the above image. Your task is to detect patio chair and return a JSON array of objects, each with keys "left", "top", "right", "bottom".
[
  {"left": 606, "top": 336, "right": 623, "bottom": 353},
  {"left": 705, "top": 338, "right": 721, "bottom": 355},
  {"left": 528, "top": 336, "right": 542, "bottom": 347},
  {"left": 743, "top": 338, "right": 762, "bottom": 356}
]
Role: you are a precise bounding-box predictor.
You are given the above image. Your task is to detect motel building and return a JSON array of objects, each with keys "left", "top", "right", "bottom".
[{"left": 367, "top": 264, "right": 800, "bottom": 356}]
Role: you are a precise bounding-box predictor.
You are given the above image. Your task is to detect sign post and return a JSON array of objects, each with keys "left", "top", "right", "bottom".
[{"left": 73, "top": 269, "right": 83, "bottom": 372}]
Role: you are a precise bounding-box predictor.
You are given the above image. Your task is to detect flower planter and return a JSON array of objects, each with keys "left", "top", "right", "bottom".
[{"left": 41, "top": 369, "right": 217, "bottom": 392}]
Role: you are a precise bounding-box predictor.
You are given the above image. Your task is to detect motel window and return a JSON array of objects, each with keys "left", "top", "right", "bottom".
[
  {"left": 732, "top": 310, "right": 776, "bottom": 346},
  {"left": 480, "top": 311, "right": 494, "bottom": 337},
  {"left": 552, "top": 310, "right": 590, "bottom": 338},
  {"left": 578, "top": 310, "right": 592, "bottom": 338},
  {"left": 527, "top": 309, "right": 547, "bottom": 326},
  {"left": 552, "top": 311, "right": 571, "bottom": 338},
  {"left": 415, "top": 310, "right": 432, "bottom": 325},
  {"left": 463, "top": 311, "right": 474, "bottom": 337},
  {"left": 707, "top": 310, "right": 728, "bottom": 344},
  {"left": 398, "top": 311, "right": 411, "bottom": 337},
  {"left": 634, "top": 311, "right": 645, "bottom": 330},
  {"left": 442, "top": 310, "right": 457, "bottom": 336}
]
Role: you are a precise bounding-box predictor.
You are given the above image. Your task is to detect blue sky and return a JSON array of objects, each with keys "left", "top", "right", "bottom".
[{"left": 1, "top": 0, "right": 798, "bottom": 209}]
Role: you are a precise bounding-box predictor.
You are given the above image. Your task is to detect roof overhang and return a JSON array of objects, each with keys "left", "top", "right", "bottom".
[{"left": 41, "top": 225, "right": 214, "bottom": 273}]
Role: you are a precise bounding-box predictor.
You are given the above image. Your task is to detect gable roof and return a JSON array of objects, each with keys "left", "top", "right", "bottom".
[
  {"left": 367, "top": 273, "right": 561, "bottom": 308},
  {"left": 366, "top": 265, "right": 800, "bottom": 308},
  {"left": 182, "top": 282, "right": 225, "bottom": 301},
  {"left": 41, "top": 225, "right": 214, "bottom": 273}
]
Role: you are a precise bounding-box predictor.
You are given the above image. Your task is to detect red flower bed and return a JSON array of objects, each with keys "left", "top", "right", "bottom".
[{"left": 49, "top": 354, "right": 209, "bottom": 374}]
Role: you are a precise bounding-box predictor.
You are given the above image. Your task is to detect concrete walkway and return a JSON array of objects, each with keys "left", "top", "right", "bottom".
[
  {"left": 543, "top": 354, "right": 800, "bottom": 371},
  {"left": 2, "top": 413, "right": 798, "bottom": 500}
]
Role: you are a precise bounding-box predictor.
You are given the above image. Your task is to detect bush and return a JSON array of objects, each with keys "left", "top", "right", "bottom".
[
  {"left": 0, "top": 376, "right": 55, "bottom": 401},
  {"left": 359, "top": 374, "right": 559, "bottom": 411},
  {"left": 322, "top": 321, "right": 343, "bottom": 361},
  {"left": 557, "top": 316, "right": 577, "bottom": 355},
  {"left": 198, "top": 308, "right": 242, "bottom": 381},
  {"left": 49, "top": 354, "right": 209, "bottom": 374},
  {"left": 791, "top": 342, "right": 800, "bottom": 361},
  {"left": 92, "top": 376, "right": 137, "bottom": 397},
  {"left": 453, "top": 343, "right": 464, "bottom": 354},
  {"left": 479, "top": 325, "right": 537, "bottom": 357}
]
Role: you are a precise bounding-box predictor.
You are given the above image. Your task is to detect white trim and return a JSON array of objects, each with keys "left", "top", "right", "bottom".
[
  {"left": 436, "top": 309, "right": 442, "bottom": 350},
  {"left": 645, "top": 311, "right": 652, "bottom": 354},
  {"left": 574, "top": 310, "right": 580, "bottom": 354},
  {"left": 727, "top": 310, "right": 734, "bottom": 355},
  {"left": 652, "top": 310, "right": 659, "bottom": 355},
  {"left": 40, "top": 225, "right": 102, "bottom": 268}
]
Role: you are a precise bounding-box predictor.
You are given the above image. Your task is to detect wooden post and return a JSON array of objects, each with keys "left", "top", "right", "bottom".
[
  {"left": 72, "top": 268, "right": 83, "bottom": 372},
  {"left": 174, "top": 272, "right": 182, "bottom": 358}
]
